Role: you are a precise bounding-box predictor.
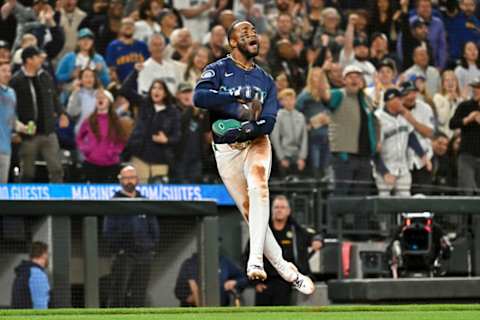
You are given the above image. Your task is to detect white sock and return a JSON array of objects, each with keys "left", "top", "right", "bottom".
[
  {"left": 246, "top": 184, "right": 269, "bottom": 268},
  {"left": 263, "top": 227, "right": 298, "bottom": 282}
]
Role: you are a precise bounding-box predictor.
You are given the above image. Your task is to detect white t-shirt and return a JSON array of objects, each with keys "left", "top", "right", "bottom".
[
  {"left": 75, "top": 53, "right": 96, "bottom": 70},
  {"left": 339, "top": 49, "right": 376, "bottom": 87},
  {"left": 455, "top": 64, "right": 480, "bottom": 98},
  {"left": 174, "top": 0, "right": 212, "bottom": 43},
  {"left": 408, "top": 99, "right": 435, "bottom": 170},
  {"left": 137, "top": 57, "right": 186, "bottom": 95}
]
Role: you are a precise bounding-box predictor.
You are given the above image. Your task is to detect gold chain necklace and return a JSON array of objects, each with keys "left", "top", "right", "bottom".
[{"left": 228, "top": 54, "right": 254, "bottom": 71}]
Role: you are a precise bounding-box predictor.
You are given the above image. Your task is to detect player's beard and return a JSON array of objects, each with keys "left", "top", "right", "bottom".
[{"left": 238, "top": 41, "right": 259, "bottom": 60}]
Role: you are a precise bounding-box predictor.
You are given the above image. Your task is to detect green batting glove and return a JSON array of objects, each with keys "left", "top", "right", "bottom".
[{"left": 212, "top": 119, "right": 242, "bottom": 137}]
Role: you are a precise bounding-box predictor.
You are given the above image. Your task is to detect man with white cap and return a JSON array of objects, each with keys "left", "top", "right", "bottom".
[
  {"left": 323, "top": 65, "right": 378, "bottom": 195},
  {"left": 450, "top": 77, "right": 480, "bottom": 194}
]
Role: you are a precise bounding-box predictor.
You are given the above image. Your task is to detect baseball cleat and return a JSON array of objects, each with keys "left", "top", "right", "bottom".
[
  {"left": 292, "top": 272, "right": 315, "bottom": 295},
  {"left": 289, "top": 263, "right": 315, "bottom": 295},
  {"left": 247, "top": 265, "right": 267, "bottom": 281}
]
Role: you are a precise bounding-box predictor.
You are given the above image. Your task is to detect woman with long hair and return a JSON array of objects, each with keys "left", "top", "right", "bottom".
[
  {"left": 433, "top": 70, "right": 463, "bottom": 138},
  {"left": 121, "top": 67, "right": 181, "bottom": 183},
  {"left": 454, "top": 41, "right": 480, "bottom": 98},
  {"left": 67, "top": 68, "right": 102, "bottom": 133},
  {"left": 56, "top": 28, "right": 110, "bottom": 101},
  {"left": 76, "top": 89, "right": 127, "bottom": 182},
  {"left": 183, "top": 46, "right": 211, "bottom": 86},
  {"left": 296, "top": 66, "right": 331, "bottom": 178}
]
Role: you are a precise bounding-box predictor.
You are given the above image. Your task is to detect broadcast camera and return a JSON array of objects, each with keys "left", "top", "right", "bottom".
[{"left": 389, "top": 212, "right": 452, "bottom": 278}]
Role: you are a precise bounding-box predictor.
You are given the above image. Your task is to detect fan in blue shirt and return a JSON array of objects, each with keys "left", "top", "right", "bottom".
[
  {"left": 105, "top": 18, "right": 150, "bottom": 82},
  {"left": 0, "top": 61, "right": 17, "bottom": 183}
]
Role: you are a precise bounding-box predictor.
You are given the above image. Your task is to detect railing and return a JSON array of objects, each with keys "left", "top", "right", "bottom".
[{"left": 0, "top": 199, "right": 219, "bottom": 308}]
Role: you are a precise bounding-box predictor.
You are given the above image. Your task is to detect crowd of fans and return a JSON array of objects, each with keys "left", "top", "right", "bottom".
[{"left": 0, "top": 0, "right": 479, "bottom": 195}]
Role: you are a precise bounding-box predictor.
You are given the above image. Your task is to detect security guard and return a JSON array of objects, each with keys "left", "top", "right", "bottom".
[{"left": 244, "top": 195, "right": 323, "bottom": 305}]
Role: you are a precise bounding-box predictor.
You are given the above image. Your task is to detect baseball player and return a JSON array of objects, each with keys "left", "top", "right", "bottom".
[
  {"left": 374, "top": 88, "right": 431, "bottom": 196},
  {"left": 193, "top": 20, "right": 314, "bottom": 295}
]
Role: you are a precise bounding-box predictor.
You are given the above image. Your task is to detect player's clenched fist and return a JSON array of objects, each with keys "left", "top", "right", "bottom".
[
  {"left": 231, "top": 86, "right": 263, "bottom": 121},
  {"left": 237, "top": 100, "right": 263, "bottom": 121}
]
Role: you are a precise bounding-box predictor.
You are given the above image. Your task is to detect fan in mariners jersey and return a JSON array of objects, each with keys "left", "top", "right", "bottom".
[
  {"left": 398, "top": 80, "right": 435, "bottom": 194},
  {"left": 374, "top": 88, "right": 431, "bottom": 196}
]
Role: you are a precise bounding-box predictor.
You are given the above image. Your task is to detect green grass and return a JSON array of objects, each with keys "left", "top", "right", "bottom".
[{"left": 1, "top": 305, "right": 480, "bottom": 320}]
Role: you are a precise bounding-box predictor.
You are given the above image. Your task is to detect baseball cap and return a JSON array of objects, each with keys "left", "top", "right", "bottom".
[
  {"left": 384, "top": 88, "right": 402, "bottom": 103},
  {"left": 0, "top": 40, "right": 10, "bottom": 50},
  {"left": 353, "top": 37, "right": 369, "bottom": 48},
  {"left": 78, "top": 28, "right": 94, "bottom": 39},
  {"left": 177, "top": 82, "right": 193, "bottom": 93},
  {"left": 411, "top": 17, "right": 427, "bottom": 29},
  {"left": 342, "top": 65, "right": 363, "bottom": 78},
  {"left": 399, "top": 81, "right": 418, "bottom": 95},
  {"left": 21, "top": 46, "right": 43, "bottom": 63},
  {"left": 408, "top": 73, "right": 426, "bottom": 82},
  {"left": 469, "top": 77, "right": 480, "bottom": 88}
]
